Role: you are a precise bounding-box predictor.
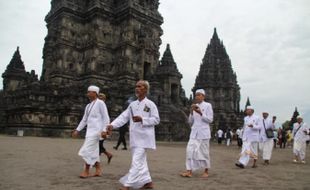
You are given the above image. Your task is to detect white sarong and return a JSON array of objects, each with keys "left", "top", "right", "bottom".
[
  {"left": 78, "top": 136, "right": 100, "bottom": 166},
  {"left": 259, "top": 138, "right": 274, "bottom": 160},
  {"left": 120, "top": 147, "right": 152, "bottom": 189},
  {"left": 239, "top": 141, "right": 258, "bottom": 166},
  {"left": 186, "top": 139, "right": 211, "bottom": 171},
  {"left": 293, "top": 139, "right": 307, "bottom": 160}
]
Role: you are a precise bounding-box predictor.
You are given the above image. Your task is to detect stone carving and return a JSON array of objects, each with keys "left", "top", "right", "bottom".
[{"left": 0, "top": 0, "right": 189, "bottom": 140}]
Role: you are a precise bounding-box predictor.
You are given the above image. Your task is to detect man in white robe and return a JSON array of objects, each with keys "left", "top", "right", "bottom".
[
  {"left": 258, "top": 112, "right": 275, "bottom": 165},
  {"left": 106, "top": 80, "right": 160, "bottom": 190},
  {"left": 180, "top": 89, "right": 213, "bottom": 178},
  {"left": 235, "top": 106, "right": 260, "bottom": 168},
  {"left": 217, "top": 129, "right": 223, "bottom": 144},
  {"left": 292, "top": 116, "right": 310, "bottom": 164},
  {"left": 72, "top": 85, "right": 110, "bottom": 178}
]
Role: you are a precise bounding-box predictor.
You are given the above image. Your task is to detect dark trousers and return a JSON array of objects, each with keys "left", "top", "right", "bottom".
[
  {"left": 99, "top": 140, "right": 106, "bottom": 155},
  {"left": 237, "top": 136, "right": 242, "bottom": 147},
  {"left": 115, "top": 133, "right": 127, "bottom": 149},
  {"left": 218, "top": 138, "right": 222, "bottom": 144}
]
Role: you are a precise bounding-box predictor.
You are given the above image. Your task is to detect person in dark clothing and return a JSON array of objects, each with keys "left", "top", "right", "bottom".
[
  {"left": 280, "top": 129, "right": 287, "bottom": 149},
  {"left": 114, "top": 124, "right": 128, "bottom": 150},
  {"left": 99, "top": 138, "right": 113, "bottom": 163}
]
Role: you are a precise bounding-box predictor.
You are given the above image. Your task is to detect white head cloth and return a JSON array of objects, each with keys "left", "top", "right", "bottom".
[
  {"left": 195, "top": 89, "right": 205, "bottom": 96},
  {"left": 297, "top": 116, "right": 303, "bottom": 119},
  {"left": 246, "top": 106, "right": 254, "bottom": 110},
  {"left": 88, "top": 85, "right": 100, "bottom": 94}
]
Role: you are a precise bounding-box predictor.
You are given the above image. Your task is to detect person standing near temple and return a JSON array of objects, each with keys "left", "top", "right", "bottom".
[
  {"left": 258, "top": 112, "right": 275, "bottom": 165},
  {"left": 98, "top": 93, "right": 113, "bottom": 164},
  {"left": 281, "top": 127, "right": 288, "bottom": 149},
  {"left": 106, "top": 80, "right": 160, "bottom": 190},
  {"left": 180, "top": 89, "right": 213, "bottom": 179},
  {"left": 235, "top": 106, "right": 260, "bottom": 169},
  {"left": 236, "top": 127, "right": 243, "bottom": 147},
  {"left": 217, "top": 128, "right": 224, "bottom": 144},
  {"left": 292, "top": 116, "right": 310, "bottom": 164},
  {"left": 113, "top": 124, "right": 128, "bottom": 150},
  {"left": 278, "top": 127, "right": 283, "bottom": 148},
  {"left": 226, "top": 128, "right": 233, "bottom": 146},
  {"left": 72, "top": 85, "right": 110, "bottom": 178}
]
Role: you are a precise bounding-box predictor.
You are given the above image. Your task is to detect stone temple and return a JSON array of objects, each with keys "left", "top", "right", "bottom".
[
  {"left": 0, "top": 0, "right": 189, "bottom": 140},
  {"left": 0, "top": 0, "right": 242, "bottom": 140},
  {"left": 192, "top": 28, "right": 243, "bottom": 130}
]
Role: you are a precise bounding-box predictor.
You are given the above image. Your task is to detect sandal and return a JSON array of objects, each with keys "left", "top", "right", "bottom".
[
  {"left": 201, "top": 173, "right": 209, "bottom": 179},
  {"left": 180, "top": 172, "right": 192, "bottom": 178}
]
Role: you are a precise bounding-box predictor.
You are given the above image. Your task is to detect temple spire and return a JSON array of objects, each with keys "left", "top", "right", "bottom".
[
  {"left": 7, "top": 46, "right": 25, "bottom": 71},
  {"left": 245, "top": 97, "right": 251, "bottom": 109},
  {"left": 212, "top": 27, "right": 219, "bottom": 41},
  {"left": 192, "top": 28, "right": 241, "bottom": 130},
  {"left": 161, "top": 43, "right": 176, "bottom": 66}
]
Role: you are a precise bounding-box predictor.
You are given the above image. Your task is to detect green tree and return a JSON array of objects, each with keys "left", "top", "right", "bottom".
[{"left": 282, "top": 120, "right": 290, "bottom": 131}]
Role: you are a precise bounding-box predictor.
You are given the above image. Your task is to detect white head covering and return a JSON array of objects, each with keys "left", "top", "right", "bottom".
[
  {"left": 195, "top": 89, "right": 205, "bottom": 96},
  {"left": 246, "top": 106, "right": 254, "bottom": 110},
  {"left": 297, "top": 116, "right": 303, "bottom": 119},
  {"left": 88, "top": 85, "right": 100, "bottom": 94}
]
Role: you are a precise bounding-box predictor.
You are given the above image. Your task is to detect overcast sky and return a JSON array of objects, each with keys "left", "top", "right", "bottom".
[{"left": 0, "top": 0, "right": 309, "bottom": 124}]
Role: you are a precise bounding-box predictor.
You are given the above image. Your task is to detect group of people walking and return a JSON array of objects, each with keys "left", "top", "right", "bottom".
[
  {"left": 235, "top": 106, "right": 310, "bottom": 169},
  {"left": 72, "top": 80, "right": 159, "bottom": 190},
  {"left": 71, "top": 80, "right": 309, "bottom": 190}
]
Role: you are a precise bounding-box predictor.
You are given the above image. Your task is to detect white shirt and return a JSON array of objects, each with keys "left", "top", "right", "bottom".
[
  {"left": 293, "top": 122, "right": 309, "bottom": 142},
  {"left": 188, "top": 101, "right": 213, "bottom": 140},
  {"left": 76, "top": 99, "right": 110, "bottom": 137},
  {"left": 259, "top": 117, "right": 275, "bottom": 142},
  {"left": 111, "top": 97, "right": 160, "bottom": 150},
  {"left": 236, "top": 129, "right": 241, "bottom": 136},
  {"left": 217, "top": 129, "right": 223, "bottom": 138},
  {"left": 242, "top": 114, "right": 260, "bottom": 142}
]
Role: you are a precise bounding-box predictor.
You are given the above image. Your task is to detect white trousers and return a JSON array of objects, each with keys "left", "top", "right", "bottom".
[
  {"left": 293, "top": 140, "right": 307, "bottom": 160},
  {"left": 239, "top": 141, "right": 258, "bottom": 166},
  {"left": 186, "top": 139, "right": 211, "bottom": 171},
  {"left": 120, "top": 147, "right": 152, "bottom": 189},
  {"left": 259, "top": 138, "right": 274, "bottom": 160},
  {"left": 226, "top": 139, "right": 231, "bottom": 146},
  {"left": 78, "top": 136, "right": 100, "bottom": 166}
]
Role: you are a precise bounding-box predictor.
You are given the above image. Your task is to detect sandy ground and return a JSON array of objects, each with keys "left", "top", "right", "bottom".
[{"left": 0, "top": 135, "right": 309, "bottom": 190}]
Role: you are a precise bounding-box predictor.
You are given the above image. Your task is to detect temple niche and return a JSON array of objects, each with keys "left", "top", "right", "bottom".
[
  {"left": 192, "top": 28, "right": 243, "bottom": 131},
  {"left": 0, "top": 0, "right": 190, "bottom": 140}
]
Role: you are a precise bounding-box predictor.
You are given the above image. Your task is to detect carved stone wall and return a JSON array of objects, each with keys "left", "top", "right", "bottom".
[{"left": 0, "top": 0, "right": 190, "bottom": 141}]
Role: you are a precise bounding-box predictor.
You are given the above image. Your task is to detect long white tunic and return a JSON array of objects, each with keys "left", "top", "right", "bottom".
[
  {"left": 238, "top": 114, "right": 260, "bottom": 166},
  {"left": 188, "top": 101, "right": 213, "bottom": 140},
  {"left": 111, "top": 97, "right": 160, "bottom": 150},
  {"left": 259, "top": 117, "right": 275, "bottom": 142},
  {"left": 76, "top": 99, "right": 110, "bottom": 165},
  {"left": 76, "top": 99, "right": 110, "bottom": 137},
  {"left": 293, "top": 122, "right": 309, "bottom": 143},
  {"left": 293, "top": 122, "right": 309, "bottom": 159},
  {"left": 242, "top": 114, "right": 260, "bottom": 142},
  {"left": 186, "top": 101, "right": 213, "bottom": 170}
]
